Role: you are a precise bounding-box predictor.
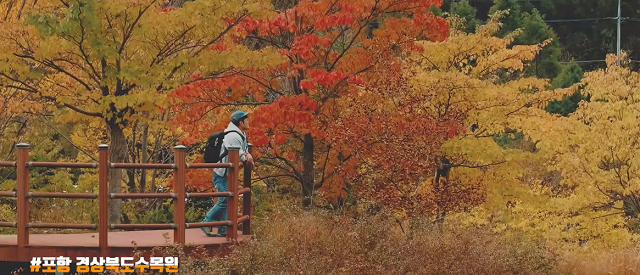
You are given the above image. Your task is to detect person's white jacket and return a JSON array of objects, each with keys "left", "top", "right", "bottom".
[{"left": 213, "top": 122, "right": 249, "bottom": 177}]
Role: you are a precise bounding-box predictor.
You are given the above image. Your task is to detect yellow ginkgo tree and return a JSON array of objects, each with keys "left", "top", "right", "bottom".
[
  {"left": 0, "top": 0, "right": 281, "bottom": 223},
  {"left": 479, "top": 53, "right": 640, "bottom": 249},
  {"left": 396, "top": 12, "right": 574, "bottom": 221},
  {"left": 431, "top": 17, "right": 640, "bottom": 248},
  {"left": 556, "top": 52, "right": 640, "bottom": 230}
]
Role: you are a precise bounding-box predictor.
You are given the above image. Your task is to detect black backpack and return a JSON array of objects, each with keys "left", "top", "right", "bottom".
[{"left": 203, "top": 130, "right": 244, "bottom": 163}]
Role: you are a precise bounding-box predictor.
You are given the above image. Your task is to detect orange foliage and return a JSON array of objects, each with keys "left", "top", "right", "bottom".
[
  {"left": 170, "top": 0, "right": 451, "bottom": 205},
  {"left": 327, "top": 60, "right": 469, "bottom": 213}
]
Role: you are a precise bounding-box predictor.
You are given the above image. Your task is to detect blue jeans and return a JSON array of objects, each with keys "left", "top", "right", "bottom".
[{"left": 203, "top": 173, "right": 228, "bottom": 235}]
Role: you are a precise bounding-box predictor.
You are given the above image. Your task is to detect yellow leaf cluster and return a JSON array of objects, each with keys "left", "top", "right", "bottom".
[
  {"left": 405, "top": 13, "right": 639, "bottom": 250},
  {"left": 0, "top": 0, "right": 280, "bottom": 129},
  {"left": 551, "top": 52, "right": 640, "bottom": 237}
]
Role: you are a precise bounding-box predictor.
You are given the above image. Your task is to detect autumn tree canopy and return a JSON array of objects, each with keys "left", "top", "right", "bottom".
[
  {"left": 542, "top": 53, "right": 640, "bottom": 246},
  {"left": 0, "top": 0, "right": 278, "bottom": 222},
  {"left": 334, "top": 12, "right": 574, "bottom": 220},
  {"left": 172, "top": 0, "right": 450, "bottom": 206},
  {"left": 2, "top": 0, "right": 640, "bottom": 257}
]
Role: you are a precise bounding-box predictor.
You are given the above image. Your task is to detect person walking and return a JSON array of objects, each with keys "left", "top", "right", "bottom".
[{"left": 201, "top": 110, "right": 254, "bottom": 237}]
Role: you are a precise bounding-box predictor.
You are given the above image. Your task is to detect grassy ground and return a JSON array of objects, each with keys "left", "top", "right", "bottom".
[
  {"left": 119, "top": 192, "right": 640, "bottom": 275},
  {"left": 558, "top": 248, "right": 640, "bottom": 275},
  {"left": 134, "top": 209, "right": 640, "bottom": 275}
]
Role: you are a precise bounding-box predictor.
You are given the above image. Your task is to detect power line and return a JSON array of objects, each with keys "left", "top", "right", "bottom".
[
  {"left": 497, "top": 1, "right": 639, "bottom": 68},
  {"left": 542, "top": 17, "right": 640, "bottom": 23},
  {"left": 559, "top": 60, "right": 640, "bottom": 64},
  {"left": 544, "top": 17, "right": 618, "bottom": 23},
  {"left": 617, "top": 0, "right": 621, "bottom": 66},
  {"left": 559, "top": 60, "right": 606, "bottom": 64},
  {"left": 539, "top": 0, "right": 624, "bottom": 67}
]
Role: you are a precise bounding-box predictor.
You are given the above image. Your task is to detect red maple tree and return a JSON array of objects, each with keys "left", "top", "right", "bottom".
[{"left": 171, "top": 0, "right": 451, "bottom": 206}]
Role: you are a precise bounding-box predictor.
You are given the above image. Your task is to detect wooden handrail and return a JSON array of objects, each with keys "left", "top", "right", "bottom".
[
  {"left": 111, "top": 223, "right": 176, "bottom": 230},
  {"left": 0, "top": 221, "right": 16, "bottom": 227},
  {"left": 27, "top": 192, "right": 97, "bottom": 199},
  {"left": 27, "top": 162, "right": 97, "bottom": 169},
  {"left": 98, "top": 144, "right": 109, "bottom": 255},
  {"left": 186, "top": 163, "right": 233, "bottom": 169},
  {"left": 110, "top": 163, "right": 176, "bottom": 169},
  {"left": 186, "top": 192, "right": 233, "bottom": 198},
  {"left": 6, "top": 141, "right": 252, "bottom": 252},
  {"left": 238, "top": 215, "right": 250, "bottom": 224},
  {"left": 27, "top": 223, "right": 97, "bottom": 230},
  {"left": 238, "top": 187, "right": 251, "bottom": 195},
  {"left": 16, "top": 143, "right": 29, "bottom": 249},
  {"left": 0, "top": 191, "right": 16, "bottom": 197},
  {"left": 173, "top": 145, "right": 187, "bottom": 244},
  {"left": 186, "top": 221, "right": 232, "bottom": 228},
  {"left": 243, "top": 143, "right": 253, "bottom": 235},
  {"left": 0, "top": 161, "right": 15, "bottom": 167},
  {"left": 227, "top": 146, "right": 239, "bottom": 242},
  {"left": 110, "top": 193, "right": 176, "bottom": 199}
]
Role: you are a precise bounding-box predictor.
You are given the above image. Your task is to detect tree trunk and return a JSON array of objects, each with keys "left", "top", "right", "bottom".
[
  {"left": 623, "top": 193, "right": 640, "bottom": 218},
  {"left": 301, "top": 133, "right": 314, "bottom": 207},
  {"left": 140, "top": 124, "right": 149, "bottom": 193},
  {"left": 150, "top": 131, "right": 164, "bottom": 192},
  {"left": 126, "top": 123, "right": 137, "bottom": 192},
  {"left": 150, "top": 166, "right": 158, "bottom": 192},
  {"left": 108, "top": 123, "right": 126, "bottom": 224},
  {"left": 125, "top": 144, "right": 135, "bottom": 192}
]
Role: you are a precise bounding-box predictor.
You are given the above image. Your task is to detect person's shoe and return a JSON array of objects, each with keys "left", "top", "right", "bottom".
[
  {"left": 211, "top": 233, "right": 226, "bottom": 237},
  {"left": 200, "top": 219, "right": 213, "bottom": 236},
  {"left": 213, "top": 228, "right": 227, "bottom": 237}
]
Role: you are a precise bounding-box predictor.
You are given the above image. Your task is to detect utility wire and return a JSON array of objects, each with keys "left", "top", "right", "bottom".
[
  {"left": 542, "top": 17, "right": 640, "bottom": 23},
  {"left": 544, "top": 17, "right": 619, "bottom": 23},
  {"left": 559, "top": 60, "right": 606, "bottom": 64},
  {"left": 558, "top": 60, "right": 640, "bottom": 65},
  {"left": 509, "top": 2, "right": 640, "bottom": 67}
]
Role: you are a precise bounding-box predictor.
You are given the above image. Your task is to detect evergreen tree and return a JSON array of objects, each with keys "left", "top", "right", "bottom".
[
  {"left": 488, "top": 0, "right": 585, "bottom": 116},
  {"left": 546, "top": 61, "right": 588, "bottom": 117},
  {"left": 487, "top": 0, "right": 522, "bottom": 36},
  {"left": 488, "top": 0, "right": 563, "bottom": 79},
  {"left": 551, "top": 61, "right": 585, "bottom": 89},
  {"left": 516, "top": 9, "right": 562, "bottom": 79},
  {"left": 450, "top": 0, "right": 479, "bottom": 33}
]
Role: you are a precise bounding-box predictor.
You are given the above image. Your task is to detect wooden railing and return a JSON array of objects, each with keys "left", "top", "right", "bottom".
[{"left": 0, "top": 143, "right": 253, "bottom": 254}]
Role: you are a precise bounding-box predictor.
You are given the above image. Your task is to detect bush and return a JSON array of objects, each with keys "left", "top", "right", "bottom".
[
  {"left": 133, "top": 209, "right": 640, "bottom": 275},
  {"left": 558, "top": 246, "right": 640, "bottom": 275},
  {"left": 207, "top": 209, "right": 560, "bottom": 275}
]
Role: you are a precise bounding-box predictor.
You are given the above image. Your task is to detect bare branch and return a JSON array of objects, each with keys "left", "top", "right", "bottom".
[
  {"left": 2, "top": 81, "right": 102, "bottom": 117},
  {"left": 120, "top": 0, "right": 156, "bottom": 54},
  {"left": 13, "top": 53, "right": 94, "bottom": 92},
  {"left": 36, "top": 115, "right": 99, "bottom": 161},
  {"left": 451, "top": 161, "right": 506, "bottom": 169}
]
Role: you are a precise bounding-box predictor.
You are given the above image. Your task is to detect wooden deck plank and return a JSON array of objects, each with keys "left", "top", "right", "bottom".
[
  {"left": 0, "top": 229, "right": 249, "bottom": 262},
  {"left": 0, "top": 228, "right": 247, "bottom": 248}
]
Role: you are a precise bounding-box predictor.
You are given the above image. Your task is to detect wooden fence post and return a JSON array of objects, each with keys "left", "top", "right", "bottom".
[
  {"left": 16, "top": 143, "right": 29, "bottom": 248},
  {"left": 242, "top": 143, "right": 252, "bottom": 235},
  {"left": 173, "top": 145, "right": 187, "bottom": 245},
  {"left": 227, "top": 146, "right": 239, "bottom": 242},
  {"left": 98, "top": 144, "right": 109, "bottom": 254}
]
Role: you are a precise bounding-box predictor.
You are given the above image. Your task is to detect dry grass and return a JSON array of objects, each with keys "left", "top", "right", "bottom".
[
  {"left": 218, "top": 210, "right": 558, "bottom": 275},
  {"left": 558, "top": 247, "right": 640, "bottom": 275},
  {"left": 129, "top": 209, "right": 640, "bottom": 275}
]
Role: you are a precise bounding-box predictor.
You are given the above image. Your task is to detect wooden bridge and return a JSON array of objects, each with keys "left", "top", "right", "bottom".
[{"left": 0, "top": 143, "right": 253, "bottom": 262}]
